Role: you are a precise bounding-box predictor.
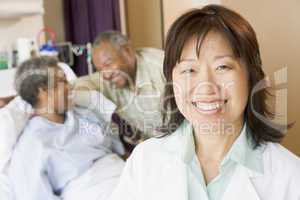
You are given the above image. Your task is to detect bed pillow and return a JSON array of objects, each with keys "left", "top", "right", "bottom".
[{"left": 0, "top": 97, "right": 33, "bottom": 172}]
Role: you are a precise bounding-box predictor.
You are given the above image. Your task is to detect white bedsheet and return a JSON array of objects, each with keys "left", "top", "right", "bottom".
[
  {"left": 62, "top": 154, "right": 124, "bottom": 200},
  {"left": 0, "top": 154, "right": 124, "bottom": 200},
  {"left": 0, "top": 173, "right": 13, "bottom": 200}
]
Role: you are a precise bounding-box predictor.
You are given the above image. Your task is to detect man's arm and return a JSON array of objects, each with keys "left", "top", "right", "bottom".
[{"left": 73, "top": 73, "right": 120, "bottom": 106}]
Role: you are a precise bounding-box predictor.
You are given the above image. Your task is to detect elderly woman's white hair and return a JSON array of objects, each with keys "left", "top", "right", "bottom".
[{"left": 14, "top": 56, "right": 60, "bottom": 107}]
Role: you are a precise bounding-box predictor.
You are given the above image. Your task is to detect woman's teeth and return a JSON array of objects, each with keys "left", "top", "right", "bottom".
[{"left": 193, "top": 102, "right": 223, "bottom": 111}]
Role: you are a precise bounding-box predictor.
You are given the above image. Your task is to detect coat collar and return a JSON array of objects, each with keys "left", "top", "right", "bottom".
[
  {"left": 159, "top": 120, "right": 265, "bottom": 200},
  {"left": 165, "top": 120, "right": 265, "bottom": 176},
  {"left": 221, "top": 164, "right": 261, "bottom": 200}
]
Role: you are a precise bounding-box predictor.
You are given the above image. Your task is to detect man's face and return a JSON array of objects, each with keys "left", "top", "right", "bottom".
[{"left": 92, "top": 42, "right": 136, "bottom": 88}]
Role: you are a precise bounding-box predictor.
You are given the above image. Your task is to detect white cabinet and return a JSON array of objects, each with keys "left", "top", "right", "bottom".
[{"left": 0, "top": 0, "right": 44, "bottom": 19}]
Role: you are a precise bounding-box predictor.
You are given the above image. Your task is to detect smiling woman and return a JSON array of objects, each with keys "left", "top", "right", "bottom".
[
  {"left": 171, "top": 31, "right": 249, "bottom": 138},
  {"left": 109, "top": 4, "right": 300, "bottom": 200},
  {"left": 161, "top": 5, "right": 291, "bottom": 147}
]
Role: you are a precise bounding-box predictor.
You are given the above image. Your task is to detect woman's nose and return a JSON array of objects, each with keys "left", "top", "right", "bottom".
[
  {"left": 194, "top": 82, "right": 217, "bottom": 96},
  {"left": 198, "top": 65, "right": 214, "bottom": 82},
  {"left": 193, "top": 67, "right": 218, "bottom": 95}
]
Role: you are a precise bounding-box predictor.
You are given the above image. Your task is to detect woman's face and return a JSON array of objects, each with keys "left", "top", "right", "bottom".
[
  {"left": 51, "top": 68, "right": 71, "bottom": 114},
  {"left": 39, "top": 68, "right": 71, "bottom": 115},
  {"left": 172, "top": 31, "right": 249, "bottom": 133}
]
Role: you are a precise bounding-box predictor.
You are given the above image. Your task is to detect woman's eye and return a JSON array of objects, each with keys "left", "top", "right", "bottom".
[
  {"left": 216, "top": 65, "right": 231, "bottom": 71},
  {"left": 181, "top": 68, "right": 195, "bottom": 74}
]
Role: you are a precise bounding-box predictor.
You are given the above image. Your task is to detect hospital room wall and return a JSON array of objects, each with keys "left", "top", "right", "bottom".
[
  {"left": 43, "top": 0, "right": 65, "bottom": 42},
  {"left": 125, "top": 0, "right": 163, "bottom": 49},
  {"left": 43, "top": 0, "right": 163, "bottom": 49},
  {"left": 0, "top": 0, "right": 66, "bottom": 65},
  {"left": 221, "top": 0, "right": 300, "bottom": 156},
  {"left": 0, "top": 16, "right": 44, "bottom": 54},
  {"left": 161, "top": 0, "right": 300, "bottom": 156}
]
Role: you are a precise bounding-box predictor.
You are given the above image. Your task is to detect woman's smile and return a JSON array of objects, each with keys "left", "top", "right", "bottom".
[{"left": 191, "top": 99, "right": 228, "bottom": 115}]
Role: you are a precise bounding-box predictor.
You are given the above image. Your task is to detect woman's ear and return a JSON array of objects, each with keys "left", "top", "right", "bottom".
[{"left": 38, "top": 87, "right": 48, "bottom": 96}]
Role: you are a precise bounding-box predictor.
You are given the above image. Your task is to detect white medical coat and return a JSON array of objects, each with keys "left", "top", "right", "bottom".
[{"left": 109, "top": 123, "right": 300, "bottom": 200}]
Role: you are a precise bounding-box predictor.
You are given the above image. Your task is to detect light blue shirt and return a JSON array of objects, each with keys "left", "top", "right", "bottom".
[
  {"left": 9, "top": 107, "right": 122, "bottom": 200},
  {"left": 181, "top": 121, "right": 264, "bottom": 200}
]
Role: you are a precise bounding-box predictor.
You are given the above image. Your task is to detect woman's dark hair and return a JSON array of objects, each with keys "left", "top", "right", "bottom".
[
  {"left": 15, "top": 56, "right": 58, "bottom": 107},
  {"left": 161, "top": 4, "right": 293, "bottom": 147}
]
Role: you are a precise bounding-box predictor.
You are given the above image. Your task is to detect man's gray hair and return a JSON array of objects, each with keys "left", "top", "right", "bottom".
[
  {"left": 15, "top": 56, "right": 58, "bottom": 107},
  {"left": 93, "top": 30, "right": 130, "bottom": 50}
]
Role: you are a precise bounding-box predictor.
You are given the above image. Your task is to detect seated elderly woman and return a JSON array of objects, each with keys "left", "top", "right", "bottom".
[
  {"left": 8, "top": 57, "right": 124, "bottom": 200},
  {"left": 110, "top": 4, "right": 300, "bottom": 200}
]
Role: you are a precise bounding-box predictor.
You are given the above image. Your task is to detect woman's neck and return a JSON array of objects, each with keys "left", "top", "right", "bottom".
[
  {"left": 35, "top": 109, "right": 66, "bottom": 124},
  {"left": 193, "top": 120, "right": 243, "bottom": 162}
]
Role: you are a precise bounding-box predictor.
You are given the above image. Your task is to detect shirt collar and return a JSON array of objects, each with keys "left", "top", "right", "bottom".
[{"left": 179, "top": 120, "right": 264, "bottom": 175}]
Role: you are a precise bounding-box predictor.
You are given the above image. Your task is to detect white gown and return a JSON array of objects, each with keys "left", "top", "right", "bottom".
[{"left": 9, "top": 107, "right": 124, "bottom": 200}]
